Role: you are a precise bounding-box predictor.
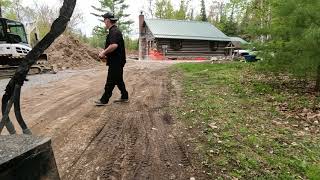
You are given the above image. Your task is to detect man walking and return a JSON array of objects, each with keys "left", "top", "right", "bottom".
[{"left": 95, "top": 12, "right": 129, "bottom": 106}]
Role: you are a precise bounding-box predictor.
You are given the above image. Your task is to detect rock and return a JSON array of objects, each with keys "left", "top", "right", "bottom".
[
  {"left": 209, "top": 122, "right": 218, "bottom": 129},
  {"left": 51, "top": 64, "right": 59, "bottom": 73},
  {"left": 295, "top": 131, "right": 306, "bottom": 137},
  {"left": 169, "top": 174, "right": 176, "bottom": 180}
]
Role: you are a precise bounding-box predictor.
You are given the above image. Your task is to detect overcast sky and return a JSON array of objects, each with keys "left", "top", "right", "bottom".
[{"left": 21, "top": 0, "right": 223, "bottom": 38}]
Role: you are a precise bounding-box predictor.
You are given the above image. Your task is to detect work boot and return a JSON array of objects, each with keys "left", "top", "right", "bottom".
[
  {"left": 94, "top": 100, "right": 108, "bottom": 106},
  {"left": 114, "top": 98, "right": 129, "bottom": 103}
]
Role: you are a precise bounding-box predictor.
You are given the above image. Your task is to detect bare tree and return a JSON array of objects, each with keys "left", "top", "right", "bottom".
[
  {"left": 147, "top": 0, "right": 154, "bottom": 18},
  {"left": 208, "top": 0, "right": 225, "bottom": 22},
  {"left": 0, "top": 0, "right": 12, "bottom": 18},
  {"left": 19, "top": 1, "right": 83, "bottom": 39},
  {"left": 67, "top": 9, "right": 83, "bottom": 32},
  {"left": 58, "top": 0, "right": 84, "bottom": 32},
  {"left": 12, "top": 0, "right": 21, "bottom": 20}
]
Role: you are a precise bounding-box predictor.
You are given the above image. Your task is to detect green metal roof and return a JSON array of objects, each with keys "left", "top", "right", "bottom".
[
  {"left": 145, "top": 19, "right": 231, "bottom": 41},
  {"left": 229, "top": 37, "right": 248, "bottom": 44}
]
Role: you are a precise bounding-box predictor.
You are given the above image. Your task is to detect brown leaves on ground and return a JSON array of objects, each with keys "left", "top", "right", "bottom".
[{"left": 257, "top": 75, "right": 320, "bottom": 136}]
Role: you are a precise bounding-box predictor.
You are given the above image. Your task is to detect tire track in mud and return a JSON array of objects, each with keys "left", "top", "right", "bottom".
[
  {"left": 61, "top": 62, "right": 198, "bottom": 180},
  {"left": 7, "top": 61, "right": 205, "bottom": 179}
]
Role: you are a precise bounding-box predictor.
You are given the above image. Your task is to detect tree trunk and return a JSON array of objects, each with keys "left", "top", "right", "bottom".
[
  {"left": 0, "top": 4, "right": 2, "bottom": 18},
  {"left": 316, "top": 64, "right": 320, "bottom": 92}
]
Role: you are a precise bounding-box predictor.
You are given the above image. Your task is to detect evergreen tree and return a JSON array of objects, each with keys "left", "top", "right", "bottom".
[
  {"left": 259, "top": 0, "right": 320, "bottom": 90},
  {"left": 216, "top": 0, "right": 246, "bottom": 36},
  {"left": 92, "top": 0, "right": 133, "bottom": 36},
  {"left": 200, "top": 0, "right": 207, "bottom": 21},
  {"left": 90, "top": 0, "right": 133, "bottom": 48},
  {"left": 164, "top": 0, "right": 174, "bottom": 19}
]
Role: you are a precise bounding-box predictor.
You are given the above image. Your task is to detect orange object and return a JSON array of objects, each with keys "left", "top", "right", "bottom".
[
  {"left": 195, "top": 57, "right": 206, "bottom": 61},
  {"left": 149, "top": 50, "right": 164, "bottom": 60}
]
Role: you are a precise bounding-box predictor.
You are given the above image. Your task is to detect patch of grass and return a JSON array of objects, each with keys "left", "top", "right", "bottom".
[
  {"left": 253, "top": 82, "right": 274, "bottom": 94},
  {"left": 172, "top": 62, "right": 320, "bottom": 179},
  {"left": 273, "top": 93, "right": 287, "bottom": 102}
]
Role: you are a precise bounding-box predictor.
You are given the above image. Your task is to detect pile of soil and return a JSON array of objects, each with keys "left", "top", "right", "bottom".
[{"left": 45, "top": 35, "right": 102, "bottom": 69}]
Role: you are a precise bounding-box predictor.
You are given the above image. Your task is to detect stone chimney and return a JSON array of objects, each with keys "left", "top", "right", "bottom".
[
  {"left": 138, "top": 11, "right": 146, "bottom": 60},
  {"left": 139, "top": 11, "right": 144, "bottom": 36}
]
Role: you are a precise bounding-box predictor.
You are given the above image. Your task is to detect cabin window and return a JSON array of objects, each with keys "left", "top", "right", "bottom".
[
  {"left": 210, "top": 41, "right": 219, "bottom": 51},
  {"left": 170, "top": 40, "right": 182, "bottom": 51}
]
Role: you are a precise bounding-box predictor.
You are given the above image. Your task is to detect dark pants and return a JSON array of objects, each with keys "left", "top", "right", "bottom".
[{"left": 100, "top": 65, "right": 128, "bottom": 103}]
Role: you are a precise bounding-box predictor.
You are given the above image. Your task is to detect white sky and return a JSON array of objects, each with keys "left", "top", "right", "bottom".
[{"left": 21, "top": 0, "right": 224, "bottom": 37}]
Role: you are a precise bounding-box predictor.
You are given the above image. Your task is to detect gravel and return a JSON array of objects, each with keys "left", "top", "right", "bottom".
[{"left": 0, "top": 68, "right": 97, "bottom": 94}]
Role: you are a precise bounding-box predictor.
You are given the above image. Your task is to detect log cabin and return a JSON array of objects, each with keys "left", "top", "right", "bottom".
[{"left": 138, "top": 13, "right": 231, "bottom": 60}]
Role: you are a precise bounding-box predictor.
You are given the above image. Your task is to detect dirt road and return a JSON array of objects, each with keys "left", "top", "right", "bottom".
[{"left": 6, "top": 60, "right": 205, "bottom": 180}]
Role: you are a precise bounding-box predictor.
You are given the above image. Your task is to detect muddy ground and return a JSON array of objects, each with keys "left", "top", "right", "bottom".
[{"left": 3, "top": 60, "right": 207, "bottom": 180}]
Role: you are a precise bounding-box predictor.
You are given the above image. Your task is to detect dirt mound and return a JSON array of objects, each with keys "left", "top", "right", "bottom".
[{"left": 45, "top": 35, "right": 101, "bottom": 69}]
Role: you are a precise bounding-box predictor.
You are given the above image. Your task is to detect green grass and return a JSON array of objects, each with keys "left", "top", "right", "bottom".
[{"left": 172, "top": 62, "right": 320, "bottom": 179}]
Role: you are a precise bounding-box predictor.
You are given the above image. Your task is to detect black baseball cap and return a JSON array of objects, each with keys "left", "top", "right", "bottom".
[{"left": 101, "top": 12, "right": 118, "bottom": 21}]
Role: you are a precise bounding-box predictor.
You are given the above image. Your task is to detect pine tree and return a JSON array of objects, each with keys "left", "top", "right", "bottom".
[
  {"left": 259, "top": 0, "right": 320, "bottom": 91},
  {"left": 164, "top": 0, "right": 174, "bottom": 19},
  {"left": 91, "top": 0, "right": 133, "bottom": 36},
  {"left": 200, "top": 0, "right": 207, "bottom": 21}
]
